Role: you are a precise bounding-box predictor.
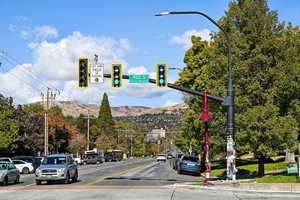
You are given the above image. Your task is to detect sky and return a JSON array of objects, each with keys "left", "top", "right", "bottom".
[{"left": 0, "top": 0, "right": 299, "bottom": 108}]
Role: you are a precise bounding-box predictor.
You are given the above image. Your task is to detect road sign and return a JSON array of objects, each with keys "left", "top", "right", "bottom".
[
  {"left": 91, "top": 63, "right": 104, "bottom": 83},
  {"left": 129, "top": 74, "right": 149, "bottom": 83}
]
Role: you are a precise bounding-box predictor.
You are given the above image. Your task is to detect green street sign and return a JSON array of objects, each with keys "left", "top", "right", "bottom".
[{"left": 129, "top": 74, "right": 149, "bottom": 83}]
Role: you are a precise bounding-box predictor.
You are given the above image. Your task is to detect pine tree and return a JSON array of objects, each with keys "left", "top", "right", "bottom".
[{"left": 95, "top": 93, "right": 116, "bottom": 150}]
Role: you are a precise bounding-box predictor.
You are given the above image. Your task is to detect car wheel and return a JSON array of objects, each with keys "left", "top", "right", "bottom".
[
  {"left": 2, "top": 176, "right": 8, "bottom": 186},
  {"left": 15, "top": 175, "right": 20, "bottom": 184},
  {"left": 72, "top": 170, "right": 78, "bottom": 183},
  {"left": 22, "top": 167, "right": 29, "bottom": 174},
  {"left": 64, "top": 172, "right": 70, "bottom": 184},
  {"left": 36, "top": 180, "right": 41, "bottom": 185},
  {"left": 83, "top": 162, "right": 87, "bottom": 165}
]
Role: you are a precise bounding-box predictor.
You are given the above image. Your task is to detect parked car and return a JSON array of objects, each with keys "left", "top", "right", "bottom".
[
  {"left": 12, "top": 160, "right": 34, "bottom": 174},
  {"left": 156, "top": 154, "right": 167, "bottom": 162},
  {"left": 0, "top": 157, "right": 12, "bottom": 163},
  {"left": 35, "top": 154, "right": 78, "bottom": 185},
  {"left": 0, "top": 162, "right": 20, "bottom": 186},
  {"left": 12, "top": 156, "right": 43, "bottom": 171},
  {"left": 177, "top": 155, "right": 201, "bottom": 175},
  {"left": 73, "top": 157, "right": 82, "bottom": 165}
]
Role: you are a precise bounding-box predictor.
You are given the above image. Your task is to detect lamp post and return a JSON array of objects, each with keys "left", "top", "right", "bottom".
[
  {"left": 156, "top": 11, "right": 236, "bottom": 180},
  {"left": 200, "top": 91, "right": 213, "bottom": 185}
]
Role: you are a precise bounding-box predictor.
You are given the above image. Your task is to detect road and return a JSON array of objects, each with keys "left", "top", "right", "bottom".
[{"left": 1, "top": 158, "right": 300, "bottom": 200}]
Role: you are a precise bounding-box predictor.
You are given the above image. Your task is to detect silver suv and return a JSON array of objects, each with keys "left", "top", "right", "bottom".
[{"left": 35, "top": 154, "right": 78, "bottom": 185}]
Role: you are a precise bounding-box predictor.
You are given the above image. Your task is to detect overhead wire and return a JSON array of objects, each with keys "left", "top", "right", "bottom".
[{"left": 0, "top": 49, "right": 93, "bottom": 113}]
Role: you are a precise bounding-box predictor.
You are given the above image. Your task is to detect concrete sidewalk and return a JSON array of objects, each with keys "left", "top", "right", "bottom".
[{"left": 207, "top": 180, "right": 300, "bottom": 192}]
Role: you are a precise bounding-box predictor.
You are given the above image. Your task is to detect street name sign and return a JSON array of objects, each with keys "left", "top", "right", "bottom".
[{"left": 129, "top": 74, "right": 149, "bottom": 83}]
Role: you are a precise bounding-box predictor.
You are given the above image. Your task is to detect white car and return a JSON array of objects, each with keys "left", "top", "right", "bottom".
[
  {"left": 156, "top": 154, "right": 167, "bottom": 162},
  {"left": 12, "top": 160, "right": 34, "bottom": 174}
]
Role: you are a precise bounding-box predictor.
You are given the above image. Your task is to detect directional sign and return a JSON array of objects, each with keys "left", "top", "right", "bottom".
[
  {"left": 129, "top": 74, "right": 149, "bottom": 83},
  {"left": 91, "top": 63, "right": 104, "bottom": 83}
]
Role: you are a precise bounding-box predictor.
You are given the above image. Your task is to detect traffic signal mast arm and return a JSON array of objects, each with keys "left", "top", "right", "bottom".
[{"left": 103, "top": 73, "right": 225, "bottom": 103}]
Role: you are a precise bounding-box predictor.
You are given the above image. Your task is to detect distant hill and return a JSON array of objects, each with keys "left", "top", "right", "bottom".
[{"left": 31, "top": 101, "right": 188, "bottom": 130}]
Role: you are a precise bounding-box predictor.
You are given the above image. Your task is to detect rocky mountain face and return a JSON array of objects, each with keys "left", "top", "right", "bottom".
[{"left": 36, "top": 101, "right": 188, "bottom": 130}]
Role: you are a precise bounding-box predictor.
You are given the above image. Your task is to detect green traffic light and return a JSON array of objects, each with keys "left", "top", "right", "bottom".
[
  {"left": 159, "top": 79, "right": 164, "bottom": 84},
  {"left": 114, "top": 79, "right": 120, "bottom": 85}
]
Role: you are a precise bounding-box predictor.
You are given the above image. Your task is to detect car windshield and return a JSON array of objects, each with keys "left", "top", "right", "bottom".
[
  {"left": 84, "top": 154, "right": 97, "bottom": 159},
  {"left": 0, "top": 163, "right": 8, "bottom": 170},
  {"left": 182, "top": 156, "right": 198, "bottom": 162},
  {"left": 42, "top": 157, "right": 67, "bottom": 165}
]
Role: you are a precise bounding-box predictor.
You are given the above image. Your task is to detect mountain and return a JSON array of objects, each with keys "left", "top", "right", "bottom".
[
  {"left": 33, "top": 101, "right": 188, "bottom": 130},
  {"left": 45, "top": 101, "right": 187, "bottom": 118}
]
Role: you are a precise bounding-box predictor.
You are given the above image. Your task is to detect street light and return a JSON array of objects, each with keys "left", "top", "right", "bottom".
[{"left": 156, "top": 11, "right": 236, "bottom": 180}]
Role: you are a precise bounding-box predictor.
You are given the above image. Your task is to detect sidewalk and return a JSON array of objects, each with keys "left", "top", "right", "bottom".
[{"left": 207, "top": 180, "right": 300, "bottom": 192}]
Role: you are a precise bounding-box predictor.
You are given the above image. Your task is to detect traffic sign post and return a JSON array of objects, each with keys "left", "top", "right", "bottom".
[{"left": 129, "top": 74, "right": 149, "bottom": 83}]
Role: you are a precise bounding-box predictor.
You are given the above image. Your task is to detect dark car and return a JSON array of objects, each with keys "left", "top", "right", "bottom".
[{"left": 177, "top": 155, "right": 201, "bottom": 175}]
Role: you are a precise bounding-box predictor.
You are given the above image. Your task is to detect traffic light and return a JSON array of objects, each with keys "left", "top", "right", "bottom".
[
  {"left": 78, "top": 58, "right": 89, "bottom": 88},
  {"left": 156, "top": 63, "right": 168, "bottom": 88},
  {"left": 111, "top": 63, "right": 123, "bottom": 88}
]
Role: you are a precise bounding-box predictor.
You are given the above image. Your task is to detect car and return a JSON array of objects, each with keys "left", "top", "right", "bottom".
[
  {"left": 0, "top": 157, "right": 12, "bottom": 163},
  {"left": 177, "top": 155, "right": 201, "bottom": 175},
  {"left": 73, "top": 157, "right": 82, "bottom": 165},
  {"left": 156, "top": 154, "right": 167, "bottom": 162},
  {"left": 0, "top": 162, "right": 20, "bottom": 186},
  {"left": 12, "top": 160, "right": 34, "bottom": 174},
  {"left": 167, "top": 154, "right": 173, "bottom": 159},
  {"left": 12, "top": 156, "right": 41, "bottom": 172},
  {"left": 35, "top": 154, "right": 78, "bottom": 185}
]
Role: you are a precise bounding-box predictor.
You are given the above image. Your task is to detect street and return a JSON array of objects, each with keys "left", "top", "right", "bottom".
[{"left": 1, "top": 158, "right": 300, "bottom": 200}]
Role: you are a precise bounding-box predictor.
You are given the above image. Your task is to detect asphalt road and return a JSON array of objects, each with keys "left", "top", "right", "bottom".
[{"left": 1, "top": 158, "right": 300, "bottom": 199}]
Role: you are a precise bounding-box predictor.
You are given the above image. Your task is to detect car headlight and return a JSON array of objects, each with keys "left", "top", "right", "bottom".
[
  {"left": 35, "top": 168, "right": 41, "bottom": 174},
  {"left": 57, "top": 168, "right": 66, "bottom": 173}
]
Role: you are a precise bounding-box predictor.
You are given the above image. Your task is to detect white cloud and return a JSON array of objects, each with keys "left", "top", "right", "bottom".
[
  {"left": 163, "top": 100, "right": 178, "bottom": 107},
  {"left": 34, "top": 26, "right": 58, "bottom": 39},
  {"left": 170, "top": 29, "right": 212, "bottom": 49},
  {"left": 8, "top": 24, "right": 17, "bottom": 32},
  {"left": 20, "top": 25, "right": 58, "bottom": 40},
  {"left": 1, "top": 31, "right": 175, "bottom": 104},
  {"left": 20, "top": 30, "right": 30, "bottom": 39}
]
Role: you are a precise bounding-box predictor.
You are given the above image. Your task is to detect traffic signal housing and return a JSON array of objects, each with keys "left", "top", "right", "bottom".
[
  {"left": 78, "top": 58, "right": 89, "bottom": 88},
  {"left": 156, "top": 63, "right": 168, "bottom": 88},
  {"left": 111, "top": 63, "right": 123, "bottom": 88}
]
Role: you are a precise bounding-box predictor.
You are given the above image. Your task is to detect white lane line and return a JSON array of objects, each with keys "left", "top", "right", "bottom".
[{"left": 24, "top": 183, "right": 36, "bottom": 186}]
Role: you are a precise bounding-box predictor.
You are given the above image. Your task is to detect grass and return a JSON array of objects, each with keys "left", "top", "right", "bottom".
[
  {"left": 255, "top": 175, "right": 300, "bottom": 183},
  {"left": 210, "top": 159, "right": 290, "bottom": 177}
]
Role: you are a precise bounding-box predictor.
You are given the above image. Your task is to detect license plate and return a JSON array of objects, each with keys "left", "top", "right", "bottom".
[{"left": 187, "top": 163, "right": 195, "bottom": 166}]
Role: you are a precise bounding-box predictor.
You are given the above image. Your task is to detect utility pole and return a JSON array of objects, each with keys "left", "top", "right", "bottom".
[
  {"left": 84, "top": 113, "right": 95, "bottom": 151},
  {"left": 41, "top": 88, "right": 59, "bottom": 156}
]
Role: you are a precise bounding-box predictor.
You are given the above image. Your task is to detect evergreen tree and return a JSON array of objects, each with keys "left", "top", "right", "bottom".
[
  {"left": 176, "top": 0, "right": 299, "bottom": 176},
  {"left": 95, "top": 93, "right": 116, "bottom": 150}
]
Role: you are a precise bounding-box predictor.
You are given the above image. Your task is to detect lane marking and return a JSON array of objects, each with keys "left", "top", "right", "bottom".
[{"left": 87, "top": 163, "right": 152, "bottom": 185}]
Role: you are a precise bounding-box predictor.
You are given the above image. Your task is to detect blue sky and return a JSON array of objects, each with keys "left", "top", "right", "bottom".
[{"left": 0, "top": 0, "right": 299, "bottom": 108}]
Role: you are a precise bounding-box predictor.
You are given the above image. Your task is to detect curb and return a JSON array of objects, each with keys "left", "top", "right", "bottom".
[{"left": 173, "top": 183, "right": 300, "bottom": 194}]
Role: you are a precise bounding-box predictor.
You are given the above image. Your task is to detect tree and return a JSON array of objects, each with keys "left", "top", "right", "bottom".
[
  {"left": 0, "top": 102, "right": 20, "bottom": 155},
  {"left": 176, "top": 0, "right": 300, "bottom": 176},
  {"left": 94, "top": 93, "right": 116, "bottom": 149}
]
